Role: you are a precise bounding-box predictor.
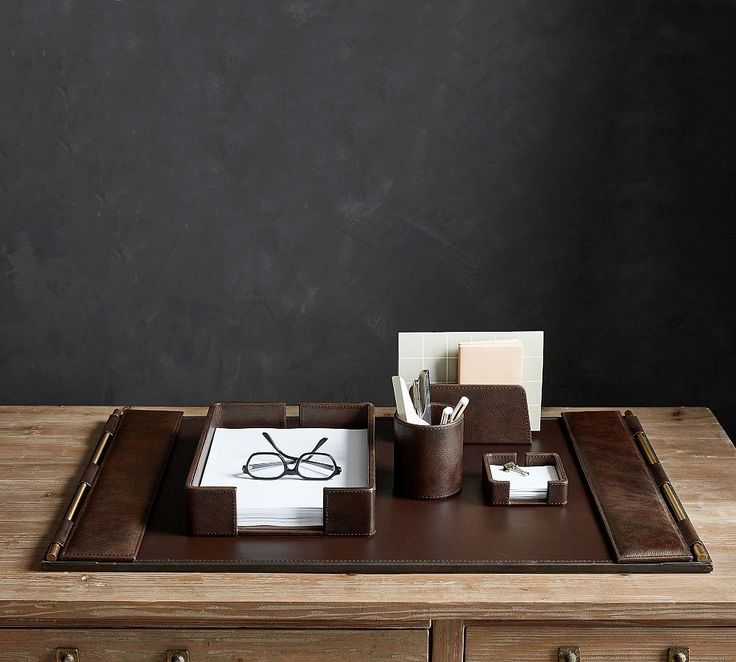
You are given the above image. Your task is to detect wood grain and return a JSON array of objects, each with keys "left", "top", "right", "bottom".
[
  {"left": 431, "top": 619, "right": 464, "bottom": 662},
  {"left": 465, "top": 625, "right": 736, "bottom": 661},
  {"left": 0, "top": 628, "right": 429, "bottom": 661},
  {"left": 0, "top": 406, "right": 735, "bottom": 628}
]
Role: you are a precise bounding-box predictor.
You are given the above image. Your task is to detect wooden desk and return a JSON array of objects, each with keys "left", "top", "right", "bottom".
[{"left": 1, "top": 406, "right": 735, "bottom": 661}]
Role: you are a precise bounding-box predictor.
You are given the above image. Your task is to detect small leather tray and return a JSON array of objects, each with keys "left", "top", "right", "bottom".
[
  {"left": 483, "top": 452, "right": 568, "bottom": 505},
  {"left": 429, "top": 384, "right": 531, "bottom": 444},
  {"left": 186, "top": 401, "right": 376, "bottom": 537}
]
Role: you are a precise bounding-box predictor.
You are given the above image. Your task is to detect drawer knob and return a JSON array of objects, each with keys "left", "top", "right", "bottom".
[
  {"left": 559, "top": 647, "right": 580, "bottom": 662},
  {"left": 167, "top": 651, "right": 190, "bottom": 662},
  {"left": 55, "top": 649, "right": 79, "bottom": 662},
  {"left": 669, "top": 649, "right": 690, "bottom": 662}
]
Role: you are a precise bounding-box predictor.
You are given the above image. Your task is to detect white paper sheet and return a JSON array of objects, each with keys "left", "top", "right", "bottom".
[
  {"left": 199, "top": 427, "right": 369, "bottom": 527},
  {"left": 489, "top": 464, "right": 558, "bottom": 500}
]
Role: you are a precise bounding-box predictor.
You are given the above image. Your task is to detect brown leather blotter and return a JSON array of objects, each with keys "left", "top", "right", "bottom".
[
  {"left": 62, "top": 409, "right": 182, "bottom": 561},
  {"left": 562, "top": 410, "right": 691, "bottom": 563},
  {"left": 430, "top": 384, "right": 531, "bottom": 444},
  {"left": 44, "top": 411, "right": 710, "bottom": 573}
]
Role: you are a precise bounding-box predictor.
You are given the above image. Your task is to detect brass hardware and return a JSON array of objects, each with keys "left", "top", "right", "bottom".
[
  {"left": 662, "top": 482, "right": 687, "bottom": 522},
  {"left": 668, "top": 648, "right": 689, "bottom": 662},
  {"left": 91, "top": 430, "right": 113, "bottom": 465},
  {"left": 692, "top": 541, "right": 709, "bottom": 562},
  {"left": 558, "top": 646, "right": 580, "bottom": 662},
  {"left": 55, "top": 648, "right": 79, "bottom": 662},
  {"left": 66, "top": 483, "right": 89, "bottom": 521},
  {"left": 633, "top": 429, "right": 659, "bottom": 465},
  {"left": 45, "top": 415, "right": 123, "bottom": 563},
  {"left": 167, "top": 650, "right": 190, "bottom": 662},
  {"left": 45, "top": 482, "right": 88, "bottom": 562}
]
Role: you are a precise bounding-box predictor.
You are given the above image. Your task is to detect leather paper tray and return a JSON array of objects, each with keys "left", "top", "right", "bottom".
[
  {"left": 186, "top": 402, "right": 376, "bottom": 536},
  {"left": 42, "top": 409, "right": 712, "bottom": 573}
]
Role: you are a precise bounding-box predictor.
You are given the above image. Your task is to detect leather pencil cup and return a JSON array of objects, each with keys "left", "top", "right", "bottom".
[{"left": 393, "top": 403, "right": 464, "bottom": 500}]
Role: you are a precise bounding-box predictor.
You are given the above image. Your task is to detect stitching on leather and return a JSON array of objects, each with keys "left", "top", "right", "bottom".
[
  {"left": 324, "top": 489, "right": 374, "bottom": 534},
  {"left": 66, "top": 411, "right": 182, "bottom": 559},
  {"left": 141, "top": 557, "right": 612, "bottom": 564},
  {"left": 397, "top": 489, "right": 461, "bottom": 500},
  {"left": 564, "top": 411, "right": 690, "bottom": 560},
  {"left": 432, "top": 384, "right": 532, "bottom": 441}
]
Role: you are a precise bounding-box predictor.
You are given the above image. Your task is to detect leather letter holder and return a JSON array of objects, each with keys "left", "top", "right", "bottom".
[{"left": 429, "top": 384, "right": 531, "bottom": 444}]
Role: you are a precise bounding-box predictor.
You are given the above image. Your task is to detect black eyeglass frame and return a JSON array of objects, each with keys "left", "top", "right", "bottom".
[{"left": 242, "top": 432, "right": 343, "bottom": 481}]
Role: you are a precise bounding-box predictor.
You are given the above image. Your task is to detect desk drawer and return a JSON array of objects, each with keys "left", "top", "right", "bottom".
[
  {"left": 465, "top": 625, "right": 736, "bottom": 661},
  {"left": 0, "top": 628, "right": 428, "bottom": 661}
]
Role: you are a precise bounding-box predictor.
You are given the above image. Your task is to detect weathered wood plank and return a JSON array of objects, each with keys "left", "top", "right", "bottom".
[
  {"left": 0, "top": 628, "right": 429, "bottom": 661},
  {"left": 465, "top": 625, "right": 736, "bottom": 661}
]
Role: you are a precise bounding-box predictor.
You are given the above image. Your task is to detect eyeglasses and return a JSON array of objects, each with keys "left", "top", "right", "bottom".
[{"left": 242, "top": 432, "right": 343, "bottom": 480}]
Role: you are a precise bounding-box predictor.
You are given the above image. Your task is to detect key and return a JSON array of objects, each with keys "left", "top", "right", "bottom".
[{"left": 502, "top": 461, "right": 529, "bottom": 476}]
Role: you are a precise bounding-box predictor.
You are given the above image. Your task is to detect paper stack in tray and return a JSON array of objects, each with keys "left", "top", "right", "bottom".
[
  {"left": 489, "top": 464, "right": 558, "bottom": 501},
  {"left": 199, "top": 427, "right": 369, "bottom": 527}
]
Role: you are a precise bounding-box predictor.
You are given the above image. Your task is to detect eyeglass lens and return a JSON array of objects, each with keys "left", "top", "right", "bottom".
[
  {"left": 245, "top": 453, "right": 287, "bottom": 479},
  {"left": 297, "top": 453, "right": 337, "bottom": 479}
]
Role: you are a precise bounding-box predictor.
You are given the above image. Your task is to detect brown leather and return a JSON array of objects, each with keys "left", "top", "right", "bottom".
[
  {"left": 301, "top": 403, "right": 376, "bottom": 536},
  {"left": 186, "top": 402, "right": 287, "bottom": 536},
  {"left": 63, "top": 409, "right": 182, "bottom": 561},
  {"left": 624, "top": 410, "right": 709, "bottom": 557},
  {"left": 49, "top": 410, "right": 125, "bottom": 552},
  {"left": 483, "top": 452, "right": 568, "bottom": 505},
  {"left": 187, "top": 402, "right": 376, "bottom": 536},
  {"left": 562, "top": 410, "right": 691, "bottom": 563},
  {"left": 393, "top": 403, "right": 464, "bottom": 499},
  {"left": 429, "top": 384, "right": 531, "bottom": 444},
  {"left": 45, "top": 412, "right": 711, "bottom": 574}
]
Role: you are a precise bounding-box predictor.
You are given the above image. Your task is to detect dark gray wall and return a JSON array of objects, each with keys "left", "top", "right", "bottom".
[{"left": 1, "top": 1, "right": 735, "bottom": 439}]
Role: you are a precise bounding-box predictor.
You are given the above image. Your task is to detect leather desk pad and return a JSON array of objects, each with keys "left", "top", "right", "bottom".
[{"left": 46, "top": 415, "right": 711, "bottom": 573}]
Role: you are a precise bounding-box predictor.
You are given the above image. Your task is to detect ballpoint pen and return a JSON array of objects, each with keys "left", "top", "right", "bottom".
[
  {"left": 440, "top": 406, "right": 453, "bottom": 425},
  {"left": 450, "top": 396, "right": 469, "bottom": 422}
]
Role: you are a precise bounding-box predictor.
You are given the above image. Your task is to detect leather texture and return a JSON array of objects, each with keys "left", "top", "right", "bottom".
[
  {"left": 429, "top": 384, "right": 531, "bottom": 444},
  {"left": 624, "top": 410, "right": 709, "bottom": 556},
  {"left": 46, "top": 412, "right": 711, "bottom": 573},
  {"left": 301, "top": 403, "right": 376, "bottom": 536},
  {"left": 186, "top": 402, "right": 376, "bottom": 536},
  {"left": 49, "top": 410, "right": 124, "bottom": 550},
  {"left": 562, "top": 410, "right": 691, "bottom": 563},
  {"left": 483, "top": 452, "right": 568, "bottom": 505},
  {"left": 63, "top": 409, "right": 182, "bottom": 561},
  {"left": 393, "top": 403, "right": 464, "bottom": 499},
  {"left": 186, "top": 402, "right": 287, "bottom": 536}
]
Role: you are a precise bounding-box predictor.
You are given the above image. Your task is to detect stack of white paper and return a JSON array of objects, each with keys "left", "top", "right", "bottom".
[
  {"left": 199, "top": 427, "right": 369, "bottom": 527},
  {"left": 489, "top": 464, "right": 558, "bottom": 501}
]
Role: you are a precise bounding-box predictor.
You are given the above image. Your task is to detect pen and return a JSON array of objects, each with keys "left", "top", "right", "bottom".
[
  {"left": 450, "top": 396, "right": 469, "bottom": 422},
  {"left": 440, "top": 406, "right": 453, "bottom": 425}
]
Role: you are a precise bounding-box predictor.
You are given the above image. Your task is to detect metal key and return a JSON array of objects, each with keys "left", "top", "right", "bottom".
[{"left": 502, "top": 461, "right": 529, "bottom": 476}]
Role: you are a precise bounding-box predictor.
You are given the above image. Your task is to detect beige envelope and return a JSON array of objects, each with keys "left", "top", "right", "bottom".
[{"left": 457, "top": 339, "right": 523, "bottom": 385}]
